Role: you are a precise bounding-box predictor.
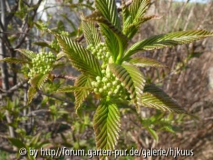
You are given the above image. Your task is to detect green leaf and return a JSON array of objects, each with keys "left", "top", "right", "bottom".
[
  {"left": 37, "top": 74, "right": 49, "bottom": 90},
  {"left": 123, "top": 0, "right": 150, "bottom": 38},
  {"left": 0, "top": 57, "right": 30, "bottom": 64},
  {"left": 146, "top": 127, "right": 158, "bottom": 141},
  {"left": 93, "top": 102, "right": 120, "bottom": 155},
  {"left": 129, "top": 57, "right": 166, "bottom": 68},
  {"left": 124, "top": 15, "right": 161, "bottom": 39},
  {"left": 141, "top": 84, "right": 186, "bottom": 113},
  {"left": 56, "top": 34, "right": 101, "bottom": 78},
  {"left": 27, "top": 86, "right": 37, "bottom": 104},
  {"left": 57, "top": 86, "right": 91, "bottom": 93},
  {"left": 86, "top": 11, "right": 127, "bottom": 62},
  {"left": 128, "top": 0, "right": 150, "bottom": 23},
  {"left": 30, "top": 74, "right": 49, "bottom": 89},
  {"left": 82, "top": 20, "right": 101, "bottom": 46},
  {"left": 109, "top": 63, "right": 146, "bottom": 111},
  {"left": 74, "top": 74, "right": 92, "bottom": 113},
  {"left": 8, "top": 138, "right": 25, "bottom": 149},
  {"left": 95, "top": 0, "right": 121, "bottom": 29},
  {"left": 15, "top": 49, "right": 36, "bottom": 60},
  {"left": 124, "top": 30, "right": 213, "bottom": 60}
]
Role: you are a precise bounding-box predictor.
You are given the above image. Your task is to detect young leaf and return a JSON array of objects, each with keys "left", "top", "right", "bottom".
[
  {"left": 109, "top": 63, "right": 146, "bottom": 111},
  {"left": 95, "top": 0, "right": 121, "bottom": 30},
  {"left": 124, "top": 30, "right": 213, "bottom": 60},
  {"left": 15, "top": 49, "right": 36, "bottom": 60},
  {"left": 0, "top": 57, "right": 30, "bottom": 64},
  {"left": 141, "top": 84, "right": 186, "bottom": 113},
  {"left": 123, "top": 0, "right": 150, "bottom": 38},
  {"left": 30, "top": 74, "right": 49, "bottom": 90},
  {"left": 74, "top": 74, "right": 92, "bottom": 113},
  {"left": 129, "top": 57, "right": 166, "bottom": 68},
  {"left": 27, "top": 86, "right": 37, "bottom": 104},
  {"left": 82, "top": 20, "right": 101, "bottom": 46},
  {"left": 86, "top": 11, "right": 127, "bottom": 62},
  {"left": 124, "top": 15, "right": 161, "bottom": 39},
  {"left": 56, "top": 34, "right": 102, "bottom": 78},
  {"left": 93, "top": 102, "right": 120, "bottom": 157}
]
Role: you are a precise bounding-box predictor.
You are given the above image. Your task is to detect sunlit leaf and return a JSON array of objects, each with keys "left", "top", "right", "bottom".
[
  {"left": 109, "top": 63, "right": 146, "bottom": 111},
  {"left": 124, "top": 30, "right": 213, "bottom": 60},
  {"left": 141, "top": 84, "right": 186, "bottom": 113},
  {"left": 74, "top": 74, "right": 92, "bottom": 113},
  {"left": 93, "top": 102, "right": 120, "bottom": 159},
  {"left": 56, "top": 34, "right": 101, "bottom": 78},
  {"left": 129, "top": 57, "right": 166, "bottom": 68}
]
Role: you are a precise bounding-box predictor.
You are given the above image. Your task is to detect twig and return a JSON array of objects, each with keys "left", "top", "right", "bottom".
[{"left": 52, "top": 74, "right": 77, "bottom": 81}]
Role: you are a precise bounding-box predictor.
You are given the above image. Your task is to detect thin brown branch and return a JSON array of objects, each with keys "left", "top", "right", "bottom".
[{"left": 52, "top": 74, "right": 77, "bottom": 81}]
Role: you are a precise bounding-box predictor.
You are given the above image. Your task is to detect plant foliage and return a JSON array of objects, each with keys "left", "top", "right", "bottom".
[{"left": 4, "top": 0, "right": 212, "bottom": 158}]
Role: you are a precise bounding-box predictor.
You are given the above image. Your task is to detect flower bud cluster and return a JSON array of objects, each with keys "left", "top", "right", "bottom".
[
  {"left": 91, "top": 68, "right": 125, "bottom": 97},
  {"left": 87, "top": 43, "right": 110, "bottom": 62},
  {"left": 28, "top": 52, "right": 56, "bottom": 78}
]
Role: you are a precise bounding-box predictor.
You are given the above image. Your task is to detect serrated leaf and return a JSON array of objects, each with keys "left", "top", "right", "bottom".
[
  {"left": 56, "top": 34, "right": 101, "bottom": 78},
  {"left": 123, "top": 0, "right": 150, "bottom": 38},
  {"left": 30, "top": 74, "right": 48, "bottom": 89},
  {"left": 37, "top": 74, "right": 49, "bottom": 90},
  {"left": 129, "top": 57, "right": 166, "bottom": 68},
  {"left": 124, "top": 30, "right": 213, "bottom": 60},
  {"left": 86, "top": 11, "right": 127, "bottom": 62},
  {"left": 93, "top": 102, "right": 120, "bottom": 158},
  {"left": 74, "top": 74, "right": 91, "bottom": 113},
  {"left": 95, "top": 0, "right": 120, "bottom": 29},
  {"left": 27, "top": 86, "right": 37, "bottom": 104},
  {"left": 15, "top": 49, "right": 36, "bottom": 60},
  {"left": 82, "top": 20, "right": 101, "bottom": 46},
  {"left": 141, "top": 84, "right": 186, "bottom": 113},
  {"left": 128, "top": 0, "right": 150, "bottom": 23},
  {"left": 0, "top": 57, "right": 30, "bottom": 64},
  {"left": 109, "top": 63, "right": 146, "bottom": 111},
  {"left": 125, "top": 15, "right": 161, "bottom": 39},
  {"left": 57, "top": 86, "right": 91, "bottom": 93}
]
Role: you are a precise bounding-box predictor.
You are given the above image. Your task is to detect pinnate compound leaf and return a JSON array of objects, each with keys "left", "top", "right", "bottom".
[
  {"left": 82, "top": 20, "right": 101, "bottom": 46},
  {"left": 0, "top": 57, "right": 30, "bottom": 64},
  {"left": 141, "top": 84, "right": 186, "bottom": 113},
  {"left": 129, "top": 57, "right": 166, "bottom": 68},
  {"left": 109, "top": 63, "right": 146, "bottom": 111},
  {"left": 16, "top": 49, "right": 36, "bottom": 60},
  {"left": 95, "top": 0, "right": 121, "bottom": 29},
  {"left": 56, "top": 35, "right": 101, "bottom": 78},
  {"left": 93, "top": 102, "right": 120, "bottom": 158},
  {"left": 74, "top": 74, "right": 92, "bottom": 113},
  {"left": 124, "top": 30, "right": 213, "bottom": 59}
]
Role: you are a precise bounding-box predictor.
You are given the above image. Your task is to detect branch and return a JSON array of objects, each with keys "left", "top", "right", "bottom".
[{"left": 52, "top": 74, "right": 77, "bottom": 81}]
